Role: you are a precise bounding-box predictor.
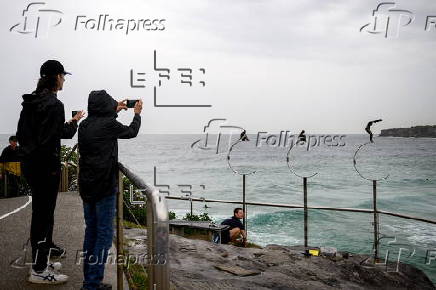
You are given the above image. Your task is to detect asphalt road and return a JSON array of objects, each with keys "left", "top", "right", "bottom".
[{"left": 0, "top": 192, "right": 126, "bottom": 290}]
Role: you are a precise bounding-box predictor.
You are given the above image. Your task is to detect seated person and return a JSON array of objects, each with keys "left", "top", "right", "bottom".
[{"left": 221, "top": 208, "right": 247, "bottom": 246}]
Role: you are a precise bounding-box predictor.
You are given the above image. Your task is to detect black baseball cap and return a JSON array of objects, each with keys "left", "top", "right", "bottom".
[{"left": 40, "top": 60, "right": 71, "bottom": 77}]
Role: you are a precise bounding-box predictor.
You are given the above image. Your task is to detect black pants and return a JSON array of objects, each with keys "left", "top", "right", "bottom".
[{"left": 22, "top": 162, "right": 60, "bottom": 272}]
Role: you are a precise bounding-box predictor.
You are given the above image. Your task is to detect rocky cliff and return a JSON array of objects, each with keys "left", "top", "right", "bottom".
[
  {"left": 380, "top": 125, "right": 436, "bottom": 138},
  {"left": 124, "top": 228, "right": 435, "bottom": 289}
]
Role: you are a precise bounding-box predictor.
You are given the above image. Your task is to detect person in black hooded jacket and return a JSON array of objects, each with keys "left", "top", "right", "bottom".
[
  {"left": 78, "top": 90, "right": 141, "bottom": 290},
  {"left": 16, "top": 60, "right": 85, "bottom": 284}
]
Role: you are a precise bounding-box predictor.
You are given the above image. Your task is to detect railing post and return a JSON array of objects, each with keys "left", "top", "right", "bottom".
[
  {"left": 116, "top": 171, "right": 124, "bottom": 290},
  {"left": 303, "top": 177, "right": 308, "bottom": 248},
  {"left": 64, "top": 162, "right": 69, "bottom": 192},
  {"left": 242, "top": 174, "right": 247, "bottom": 238},
  {"left": 76, "top": 166, "right": 79, "bottom": 191},
  {"left": 118, "top": 162, "right": 169, "bottom": 290},
  {"left": 373, "top": 179, "right": 379, "bottom": 262},
  {"left": 146, "top": 200, "right": 154, "bottom": 289},
  {"left": 59, "top": 162, "right": 69, "bottom": 192}
]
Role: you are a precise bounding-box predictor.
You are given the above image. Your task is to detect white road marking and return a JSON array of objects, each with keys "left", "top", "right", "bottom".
[{"left": 0, "top": 196, "right": 32, "bottom": 220}]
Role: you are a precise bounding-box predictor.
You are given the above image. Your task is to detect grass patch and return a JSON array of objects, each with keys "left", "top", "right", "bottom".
[
  {"left": 125, "top": 263, "right": 148, "bottom": 290},
  {"left": 123, "top": 247, "right": 148, "bottom": 290},
  {"left": 246, "top": 242, "right": 263, "bottom": 249},
  {"left": 123, "top": 220, "right": 143, "bottom": 229}
]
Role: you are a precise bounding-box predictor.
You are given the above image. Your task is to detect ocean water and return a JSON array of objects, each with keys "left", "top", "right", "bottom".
[{"left": 1, "top": 133, "right": 436, "bottom": 282}]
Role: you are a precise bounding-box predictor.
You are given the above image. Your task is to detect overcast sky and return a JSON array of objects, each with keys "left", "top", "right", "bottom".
[{"left": 1, "top": 0, "right": 435, "bottom": 134}]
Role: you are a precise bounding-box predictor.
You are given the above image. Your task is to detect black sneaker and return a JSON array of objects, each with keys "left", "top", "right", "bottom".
[
  {"left": 48, "top": 244, "right": 66, "bottom": 258},
  {"left": 97, "top": 283, "right": 112, "bottom": 290},
  {"left": 81, "top": 283, "right": 112, "bottom": 290}
]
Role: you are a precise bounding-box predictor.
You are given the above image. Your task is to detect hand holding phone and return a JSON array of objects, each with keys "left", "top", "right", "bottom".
[
  {"left": 116, "top": 99, "right": 128, "bottom": 113},
  {"left": 71, "top": 111, "right": 86, "bottom": 122},
  {"left": 134, "top": 100, "right": 143, "bottom": 115},
  {"left": 127, "top": 100, "right": 139, "bottom": 108}
]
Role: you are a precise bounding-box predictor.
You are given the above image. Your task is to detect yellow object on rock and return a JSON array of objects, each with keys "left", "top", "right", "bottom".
[{"left": 309, "top": 249, "right": 320, "bottom": 256}]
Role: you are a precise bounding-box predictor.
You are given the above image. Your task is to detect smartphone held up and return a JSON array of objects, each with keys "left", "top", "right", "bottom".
[{"left": 126, "top": 100, "right": 139, "bottom": 108}]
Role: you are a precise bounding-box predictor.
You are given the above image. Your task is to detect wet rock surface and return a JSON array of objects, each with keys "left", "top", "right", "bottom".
[{"left": 124, "top": 228, "right": 435, "bottom": 290}]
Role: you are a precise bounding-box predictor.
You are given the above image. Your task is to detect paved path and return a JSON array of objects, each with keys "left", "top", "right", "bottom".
[{"left": 0, "top": 192, "right": 128, "bottom": 290}]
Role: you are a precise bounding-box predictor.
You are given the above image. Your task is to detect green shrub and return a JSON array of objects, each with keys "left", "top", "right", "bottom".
[
  {"left": 60, "top": 145, "right": 79, "bottom": 190},
  {"left": 169, "top": 211, "right": 176, "bottom": 220},
  {"left": 183, "top": 212, "right": 212, "bottom": 222}
]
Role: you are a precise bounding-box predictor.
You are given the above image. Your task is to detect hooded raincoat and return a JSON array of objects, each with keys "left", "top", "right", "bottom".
[
  {"left": 16, "top": 89, "right": 78, "bottom": 171},
  {"left": 78, "top": 90, "right": 141, "bottom": 203}
]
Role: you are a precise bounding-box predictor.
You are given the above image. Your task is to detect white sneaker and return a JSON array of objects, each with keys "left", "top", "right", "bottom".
[
  {"left": 28, "top": 267, "right": 68, "bottom": 284},
  {"left": 28, "top": 262, "right": 62, "bottom": 275},
  {"left": 48, "top": 262, "right": 62, "bottom": 272}
]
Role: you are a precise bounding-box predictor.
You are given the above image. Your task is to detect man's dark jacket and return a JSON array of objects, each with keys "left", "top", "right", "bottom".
[
  {"left": 0, "top": 146, "right": 20, "bottom": 162},
  {"left": 16, "top": 89, "right": 78, "bottom": 171},
  {"left": 78, "top": 90, "right": 141, "bottom": 203},
  {"left": 221, "top": 216, "right": 245, "bottom": 231},
  {"left": 220, "top": 216, "right": 245, "bottom": 244}
]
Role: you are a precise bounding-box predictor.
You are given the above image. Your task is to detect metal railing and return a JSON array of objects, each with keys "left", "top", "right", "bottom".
[
  {"left": 165, "top": 196, "right": 436, "bottom": 225},
  {"left": 186, "top": 139, "right": 436, "bottom": 265},
  {"left": 117, "top": 162, "right": 170, "bottom": 290},
  {"left": 42, "top": 142, "right": 436, "bottom": 287},
  {"left": 166, "top": 190, "right": 436, "bottom": 262}
]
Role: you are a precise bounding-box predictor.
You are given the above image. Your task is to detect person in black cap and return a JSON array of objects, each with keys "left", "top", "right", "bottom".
[{"left": 17, "top": 60, "right": 85, "bottom": 284}]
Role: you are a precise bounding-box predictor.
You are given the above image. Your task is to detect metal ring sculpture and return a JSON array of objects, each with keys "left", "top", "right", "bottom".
[
  {"left": 353, "top": 141, "right": 389, "bottom": 181},
  {"left": 227, "top": 139, "right": 256, "bottom": 176},
  {"left": 286, "top": 142, "right": 319, "bottom": 179}
]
